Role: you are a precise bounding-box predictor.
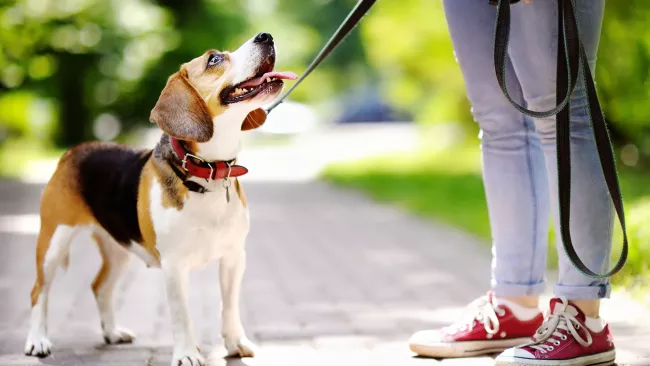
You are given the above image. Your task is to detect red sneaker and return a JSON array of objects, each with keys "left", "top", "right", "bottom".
[
  {"left": 495, "top": 297, "right": 616, "bottom": 365},
  {"left": 408, "top": 292, "right": 544, "bottom": 358}
]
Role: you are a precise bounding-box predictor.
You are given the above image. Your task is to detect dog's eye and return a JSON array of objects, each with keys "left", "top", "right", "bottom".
[{"left": 207, "top": 54, "right": 224, "bottom": 67}]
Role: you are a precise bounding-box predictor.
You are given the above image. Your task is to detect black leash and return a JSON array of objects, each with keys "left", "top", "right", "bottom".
[
  {"left": 265, "top": 0, "right": 377, "bottom": 114},
  {"left": 492, "top": 0, "right": 628, "bottom": 278}
]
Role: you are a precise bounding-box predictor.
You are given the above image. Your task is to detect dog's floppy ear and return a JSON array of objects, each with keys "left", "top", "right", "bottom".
[
  {"left": 150, "top": 70, "right": 213, "bottom": 142},
  {"left": 241, "top": 108, "right": 267, "bottom": 131}
]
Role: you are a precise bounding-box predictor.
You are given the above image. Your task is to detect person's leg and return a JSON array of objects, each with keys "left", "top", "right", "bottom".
[
  {"left": 444, "top": 0, "right": 550, "bottom": 303},
  {"left": 508, "top": 0, "right": 611, "bottom": 309},
  {"left": 408, "top": 0, "right": 548, "bottom": 358},
  {"left": 495, "top": 2, "right": 615, "bottom": 365}
]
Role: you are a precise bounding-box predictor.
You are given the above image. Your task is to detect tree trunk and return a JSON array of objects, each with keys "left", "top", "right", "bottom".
[{"left": 54, "top": 53, "right": 93, "bottom": 147}]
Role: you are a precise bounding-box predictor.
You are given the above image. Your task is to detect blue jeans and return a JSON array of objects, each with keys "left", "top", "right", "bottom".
[{"left": 442, "top": 0, "right": 612, "bottom": 300}]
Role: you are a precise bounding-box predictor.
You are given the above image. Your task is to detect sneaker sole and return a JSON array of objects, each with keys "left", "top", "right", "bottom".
[
  {"left": 409, "top": 337, "right": 531, "bottom": 358},
  {"left": 495, "top": 349, "right": 616, "bottom": 366}
]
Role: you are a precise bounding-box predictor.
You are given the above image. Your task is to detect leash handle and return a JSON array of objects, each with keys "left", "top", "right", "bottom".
[
  {"left": 265, "top": 0, "right": 377, "bottom": 114},
  {"left": 493, "top": 0, "right": 628, "bottom": 279}
]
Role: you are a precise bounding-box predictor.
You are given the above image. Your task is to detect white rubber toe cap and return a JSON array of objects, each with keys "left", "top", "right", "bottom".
[
  {"left": 496, "top": 346, "right": 535, "bottom": 361},
  {"left": 409, "top": 330, "right": 443, "bottom": 345}
]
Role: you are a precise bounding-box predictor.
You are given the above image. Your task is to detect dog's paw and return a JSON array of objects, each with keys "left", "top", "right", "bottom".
[
  {"left": 24, "top": 333, "right": 52, "bottom": 358},
  {"left": 172, "top": 349, "right": 205, "bottom": 366},
  {"left": 103, "top": 325, "right": 135, "bottom": 344},
  {"left": 224, "top": 336, "right": 256, "bottom": 358}
]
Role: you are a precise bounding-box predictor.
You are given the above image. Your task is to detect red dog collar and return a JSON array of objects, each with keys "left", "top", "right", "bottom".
[{"left": 170, "top": 137, "right": 248, "bottom": 180}]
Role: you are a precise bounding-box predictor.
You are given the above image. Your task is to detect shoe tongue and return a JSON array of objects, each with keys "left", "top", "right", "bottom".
[{"left": 550, "top": 298, "right": 584, "bottom": 320}]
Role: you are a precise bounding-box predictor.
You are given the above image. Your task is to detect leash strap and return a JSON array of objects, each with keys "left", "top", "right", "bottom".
[
  {"left": 264, "top": 0, "right": 377, "bottom": 114},
  {"left": 492, "top": 0, "right": 628, "bottom": 278}
]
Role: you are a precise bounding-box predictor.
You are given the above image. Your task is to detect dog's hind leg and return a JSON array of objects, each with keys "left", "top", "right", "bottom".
[
  {"left": 91, "top": 230, "right": 135, "bottom": 344},
  {"left": 25, "top": 224, "right": 78, "bottom": 357}
]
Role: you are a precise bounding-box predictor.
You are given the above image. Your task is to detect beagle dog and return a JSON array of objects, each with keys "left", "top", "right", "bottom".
[{"left": 24, "top": 32, "right": 296, "bottom": 366}]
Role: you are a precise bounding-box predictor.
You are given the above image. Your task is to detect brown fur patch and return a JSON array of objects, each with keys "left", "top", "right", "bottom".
[
  {"left": 136, "top": 160, "right": 161, "bottom": 262},
  {"left": 31, "top": 145, "right": 97, "bottom": 306},
  {"left": 234, "top": 178, "right": 246, "bottom": 207},
  {"left": 185, "top": 50, "right": 228, "bottom": 82},
  {"left": 40, "top": 146, "right": 96, "bottom": 226},
  {"left": 150, "top": 69, "right": 214, "bottom": 143},
  {"left": 183, "top": 50, "right": 230, "bottom": 115},
  {"left": 184, "top": 140, "right": 200, "bottom": 155},
  {"left": 31, "top": 224, "right": 55, "bottom": 306},
  {"left": 91, "top": 232, "right": 110, "bottom": 295}
]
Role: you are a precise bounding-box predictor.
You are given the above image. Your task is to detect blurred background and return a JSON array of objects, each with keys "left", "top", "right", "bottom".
[
  {"left": 0, "top": 0, "right": 648, "bottom": 304},
  {"left": 2, "top": 1, "right": 650, "bottom": 364}
]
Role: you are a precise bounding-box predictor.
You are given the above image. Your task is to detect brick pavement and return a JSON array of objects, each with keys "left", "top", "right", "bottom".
[{"left": 0, "top": 179, "right": 649, "bottom": 366}]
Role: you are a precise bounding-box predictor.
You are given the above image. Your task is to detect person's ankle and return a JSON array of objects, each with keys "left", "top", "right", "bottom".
[
  {"left": 583, "top": 316, "right": 606, "bottom": 332},
  {"left": 500, "top": 295, "right": 539, "bottom": 309},
  {"left": 495, "top": 296, "right": 541, "bottom": 321},
  {"left": 570, "top": 299, "right": 600, "bottom": 318}
]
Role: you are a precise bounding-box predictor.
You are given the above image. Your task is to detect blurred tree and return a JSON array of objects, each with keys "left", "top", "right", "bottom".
[
  {"left": 0, "top": 0, "right": 647, "bottom": 169},
  {"left": 114, "top": 0, "right": 250, "bottom": 134},
  {"left": 359, "top": 0, "right": 473, "bottom": 127},
  {"left": 0, "top": 0, "right": 178, "bottom": 146},
  {"left": 359, "top": 0, "right": 647, "bottom": 165},
  {"left": 0, "top": 0, "right": 371, "bottom": 148},
  {"left": 242, "top": 0, "right": 376, "bottom": 109},
  {"left": 597, "top": 1, "right": 650, "bottom": 167}
]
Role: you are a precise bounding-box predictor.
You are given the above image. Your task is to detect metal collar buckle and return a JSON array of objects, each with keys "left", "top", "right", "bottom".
[{"left": 182, "top": 152, "right": 214, "bottom": 181}]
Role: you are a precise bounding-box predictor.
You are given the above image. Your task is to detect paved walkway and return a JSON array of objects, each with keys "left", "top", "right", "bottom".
[{"left": 1, "top": 125, "right": 650, "bottom": 365}]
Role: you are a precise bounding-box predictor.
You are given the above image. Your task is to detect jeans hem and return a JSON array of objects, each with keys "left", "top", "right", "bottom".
[
  {"left": 492, "top": 280, "right": 546, "bottom": 297},
  {"left": 553, "top": 283, "right": 611, "bottom": 300}
]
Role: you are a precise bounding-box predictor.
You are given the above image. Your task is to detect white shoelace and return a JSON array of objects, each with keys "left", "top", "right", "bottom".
[
  {"left": 526, "top": 298, "right": 592, "bottom": 353},
  {"left": 448, "top": 295, "right": 505, "bottom": 335}
]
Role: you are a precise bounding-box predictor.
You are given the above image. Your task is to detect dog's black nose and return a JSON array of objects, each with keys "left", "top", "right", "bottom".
[{"left": 254, "top": 32, "right": 273, "bottom": 44}]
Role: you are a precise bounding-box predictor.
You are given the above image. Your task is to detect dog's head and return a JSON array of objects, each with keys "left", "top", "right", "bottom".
[{"left": 150, "top": 32, "right": 296, "bottom": 142}]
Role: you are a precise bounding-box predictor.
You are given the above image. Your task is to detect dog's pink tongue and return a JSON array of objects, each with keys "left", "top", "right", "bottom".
[{"left": 239, "top": 71, "right": 297, "bottom": 88}]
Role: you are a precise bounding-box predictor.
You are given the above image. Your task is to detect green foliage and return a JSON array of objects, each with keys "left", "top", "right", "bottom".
[
  {"left": 324, "top": 143, "right": 492, "bottom": 239},
  {"left": 597, "top": 2, "right": 650, "bottom": 163},
  {"left": 0, "top": 0, "right": 648, "bottom": 157},
  {"left": 0, "top": 0, "right": 370, "bottom": 148},
  {"left": 358, "top": 1, "right": 650, "bottom": 158},
  {"left": 359, "top": 0, "right": 472, "bottom": 125},
  {"left": 0, "top": 0, "right": 179, "bottom": 145}
]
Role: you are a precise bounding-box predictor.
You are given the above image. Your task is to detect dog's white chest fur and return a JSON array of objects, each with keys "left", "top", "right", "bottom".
[{"left": 149, "top": 179, "right": 249, "bottom": 269}]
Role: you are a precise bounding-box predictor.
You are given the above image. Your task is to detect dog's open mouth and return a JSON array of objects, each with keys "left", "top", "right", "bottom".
[{"left": 221, "top": 60, "right": 296, "bottom": 104}]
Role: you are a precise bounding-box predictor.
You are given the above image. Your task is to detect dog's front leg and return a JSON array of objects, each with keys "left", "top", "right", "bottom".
[
  {"left": 162, "top": 260, "right": 205, "bottom": 366},
  {"left": 220, "top": 249, "right": 255, "bottom": 357}
]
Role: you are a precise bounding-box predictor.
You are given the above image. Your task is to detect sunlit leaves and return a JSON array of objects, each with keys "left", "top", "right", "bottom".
[{"left": 359, "top": 0, "right": 469, "bottom": 124}]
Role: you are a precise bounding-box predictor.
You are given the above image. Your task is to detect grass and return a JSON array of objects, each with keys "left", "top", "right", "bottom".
[
  {"left": 324, "top": 143, "right": 491, "bottom": 238},
  {"left": 322, "top": 140, "right": 650, "bottom": 296}
]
